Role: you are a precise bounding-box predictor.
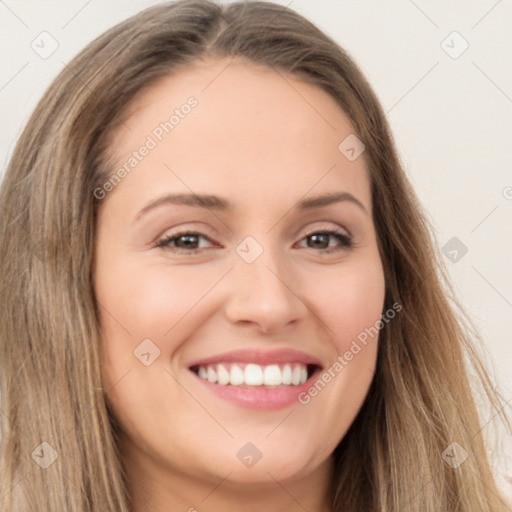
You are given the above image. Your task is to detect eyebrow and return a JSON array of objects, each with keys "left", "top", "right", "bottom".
[
  {"left": 298, "top": 192, "right": 368, "bottom": 213},
  {"left": 135, "top": 191, "right": 368, "bottom": 221}
]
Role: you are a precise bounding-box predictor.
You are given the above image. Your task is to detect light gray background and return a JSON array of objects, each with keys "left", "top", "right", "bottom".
[{"left": 1, "top": 0, "right": 511, "bottom": 490}]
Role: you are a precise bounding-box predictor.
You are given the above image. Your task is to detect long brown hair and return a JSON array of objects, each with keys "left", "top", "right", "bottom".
[{"left": 0, "top": 1, "right": 510, "bottom": 510}]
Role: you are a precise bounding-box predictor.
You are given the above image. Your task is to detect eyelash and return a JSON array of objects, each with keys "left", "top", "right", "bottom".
[{"left": 155, "top": 227, "right": 353, "bottom": 255}]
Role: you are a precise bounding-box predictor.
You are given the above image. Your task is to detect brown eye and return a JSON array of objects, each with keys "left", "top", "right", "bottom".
[
  {"left": 156, "top": 231, "right": 214, "bottom": 253},
  {"left": 300, "top": 230, "right": 353, "bottom": 253},
  {"left": 173, "top": 233, "right": 201, "bottom": 249}
]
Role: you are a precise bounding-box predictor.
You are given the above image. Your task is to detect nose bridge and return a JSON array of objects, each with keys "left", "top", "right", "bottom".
[{"left": 224, "top": 235, "right": 306, "bottom": 332}]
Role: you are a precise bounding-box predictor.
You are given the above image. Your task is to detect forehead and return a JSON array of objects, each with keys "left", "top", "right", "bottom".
[{"left": 104, "top": 57, "right": 371, "bottom": 214}]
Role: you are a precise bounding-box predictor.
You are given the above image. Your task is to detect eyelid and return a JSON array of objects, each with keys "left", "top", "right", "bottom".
[
  {"left": 300, "top": 223, "right": 352, "bottom": 239},
  {"left": 155, "top": 229, "right": 217, "bottom": 251},
  {"left": 155, "top": 223, "right": 218, "bottom": 243}
]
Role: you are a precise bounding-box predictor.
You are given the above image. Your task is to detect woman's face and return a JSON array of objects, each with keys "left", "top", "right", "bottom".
[{"left": 94, "top": 57, "right": 385, "bottom": 500}]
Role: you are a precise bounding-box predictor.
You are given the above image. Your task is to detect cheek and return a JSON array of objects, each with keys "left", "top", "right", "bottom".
[
  {"left": 94, "top": 260, "right": 206, "bottom": 433},
  {"left": 307, "top": 258, "right": 386, "bottom": 347},
  {"left": 96, "top": 256, "right": 219, "bottom": 339},
  {"left": 94, "top": 255, "right": 228, "bottom": 393},
  {"left": 296, "top": 258, "right": 385, "bottom": 415}
]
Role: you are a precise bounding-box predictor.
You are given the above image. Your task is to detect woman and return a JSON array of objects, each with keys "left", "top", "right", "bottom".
[{"left": 0, "top": 1, "right": 509, "bottom": 510}]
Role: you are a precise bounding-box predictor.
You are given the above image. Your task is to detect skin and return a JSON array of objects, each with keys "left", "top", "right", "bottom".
[{"left": 94, "top": 57, "right": 386, "bottom": 512}]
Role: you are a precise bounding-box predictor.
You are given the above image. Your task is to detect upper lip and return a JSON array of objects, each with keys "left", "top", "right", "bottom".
[{"left": 188, "top": 348, "right": 323, "bottom": 369}]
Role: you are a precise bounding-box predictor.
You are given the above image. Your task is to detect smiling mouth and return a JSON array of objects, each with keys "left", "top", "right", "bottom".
[{"left": 190, "top": 362, "right": 320, "bottom": 388}]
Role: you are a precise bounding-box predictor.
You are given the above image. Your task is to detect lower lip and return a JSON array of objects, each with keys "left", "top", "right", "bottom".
[{"left": 190, "top": 369, "right": 321, "bottom": 410}]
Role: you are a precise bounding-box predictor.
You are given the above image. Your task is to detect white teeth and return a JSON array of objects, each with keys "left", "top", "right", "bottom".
[
  {"left": 207, "top": 366, "right": 217, "bottom": 383},
  {"left": 245, "top": 364, "right": 263, "bottom": 385},
  {"left": 263, "top": 364, "right": 281, "bottom": 386},
  {"left": 282, "top": 364, "right": 292, "bottom": 385},
  {"left": 217, "top": 364, "right": 230, "bottom": 386},
  {"left": 230, "top": 364, "right": 245, "bottom": 386},
  {"left": 291, "top": 365, "right": 302, "bottom": 385},
  {"left": 194, "top": 362, "right": 312, "bottom": 387}
]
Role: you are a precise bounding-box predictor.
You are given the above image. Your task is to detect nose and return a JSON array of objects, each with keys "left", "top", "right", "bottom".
[{"left": 223, "top": 244, "right": 308, "bottom": 335}]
